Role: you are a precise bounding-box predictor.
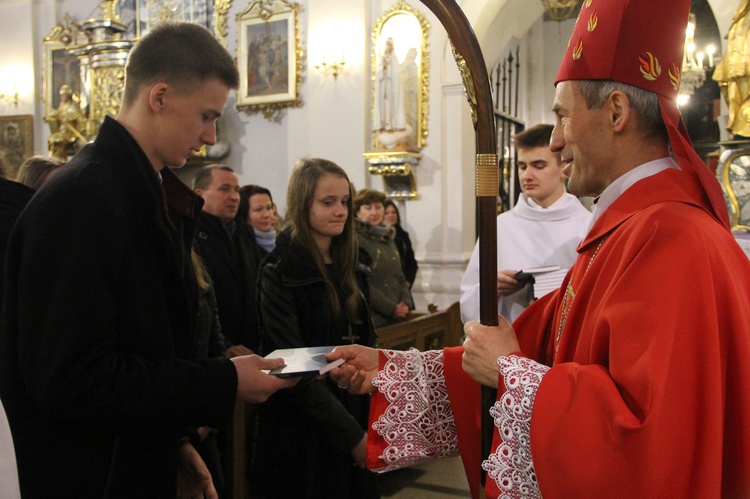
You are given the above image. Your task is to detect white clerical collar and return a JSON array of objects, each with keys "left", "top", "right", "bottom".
[
  {"left": 515, "top": 192, "right": 584, "bottom": 221},
  {"left": 588, "top": 157, "right": 680, "bottom": 231}
]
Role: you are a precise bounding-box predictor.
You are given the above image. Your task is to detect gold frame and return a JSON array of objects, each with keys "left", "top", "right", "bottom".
[
  {"left": 236, "top": 0, "right": 302, "bottom": 121},
  {"left": 117, "top": 0, "right": 229, "bottom": 44},
  {"left": 213, "top": 0, "right": 233, "bottom": 46},
  {"left": 371, "top": 1, "right": 430, "bottom": 150},
  {"left": 0, "top": 115, "right": 34, "bottom": 179}
]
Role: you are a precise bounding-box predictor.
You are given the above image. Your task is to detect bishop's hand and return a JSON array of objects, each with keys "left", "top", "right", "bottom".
[
  {"left": 326, "top": 345, "right": 379, "bottom": 395},
  {"left": 462, "top": 315, "right": 520, "bottom": 388}
]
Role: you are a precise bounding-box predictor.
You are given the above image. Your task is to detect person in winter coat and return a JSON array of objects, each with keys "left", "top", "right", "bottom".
[
  {"left": 254, "top": 158, "right": 380, "bottom": 498},
  {"left": 354, "top": 189, "right": 413, "bottom": 328}
]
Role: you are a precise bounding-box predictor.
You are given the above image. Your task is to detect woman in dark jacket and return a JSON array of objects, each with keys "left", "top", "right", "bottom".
[
  {"left": 237, "top": 184, "right": 278, "bottom": 256},
  {"left": 383, "top": 199, "right": 418, "bottom": 287},
  {"left": 254, "top": 158, "right": 379, "bottom": 498}
]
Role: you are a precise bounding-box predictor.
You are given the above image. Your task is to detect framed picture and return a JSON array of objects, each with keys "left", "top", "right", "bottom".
[
  {"left": 42, "top": 24, "right": 89, "bottom": 120},
  {"left": 0, "top": 115, "right": 33, "bottom": 179},
  {"left": 118, "top": 0, "right": 228, "bottom": 43},
  {"left": 237, "top": 0, "right": 302, "bottom": 120}
]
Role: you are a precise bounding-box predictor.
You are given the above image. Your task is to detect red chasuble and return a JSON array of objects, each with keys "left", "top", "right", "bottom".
[{"left": 367, "top": 168, "right": 750, "bottom": 498}]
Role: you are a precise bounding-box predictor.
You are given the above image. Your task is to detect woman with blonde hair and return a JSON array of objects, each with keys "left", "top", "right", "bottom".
[
  {"left": 254, "top": 157, "right": 379, "bottom": 498},
  {"left": 15, "top": 155, "right": 64, "bottom": 191}
]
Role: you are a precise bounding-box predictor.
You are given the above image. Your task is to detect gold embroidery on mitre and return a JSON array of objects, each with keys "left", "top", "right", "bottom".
[
  {"left": 587, "top": 11, "right": 598, "bottom": 31},
  {"left": 638, "top": 52, "right": 661, "bottom": 81},
  {"left": 585, "top": 0, "right": 593, "bottom": 7},
  {"left": 668, "top": 63, "right": 681, "bottom": 91},
  {"left": 573, "top": 39, "right": 583, "bottom": 60}
]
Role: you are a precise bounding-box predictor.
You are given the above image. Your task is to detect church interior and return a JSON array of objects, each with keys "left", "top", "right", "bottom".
[
  {"left": 1, "top": 0, "right": 749, "bottom": 313},
  {"left": 2, "top": 0, "right": 750, "bottom": 497}
]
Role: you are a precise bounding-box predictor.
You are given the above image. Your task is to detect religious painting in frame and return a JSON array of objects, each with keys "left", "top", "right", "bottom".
[
  {"left": 236, "top": 0, "right": 302, "bottom": 120},
  {"left": 42, "top": 24, "right": 89, "bottom": 121},
  {"left": 0, "top": 115, "right": 33, "bottom": 179}
]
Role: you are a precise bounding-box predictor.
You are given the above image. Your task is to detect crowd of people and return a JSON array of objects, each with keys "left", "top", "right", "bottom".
[
  {"left": 3, "top": 0, "right": 750, "bottom": 496},
  {"left": 0, "top": 21, "right": 420, "bottom": 498}
]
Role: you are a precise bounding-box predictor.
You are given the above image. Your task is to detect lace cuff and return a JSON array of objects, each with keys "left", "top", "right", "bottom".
[
  {"left": 371, "top": 349, "right": 458, "bottom": 472},
  {"left": 483, "top": 354, "right": 549, "bottom": 498}
]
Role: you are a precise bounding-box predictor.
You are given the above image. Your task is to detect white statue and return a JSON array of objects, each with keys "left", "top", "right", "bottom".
[{"left": 374, "top": 38, "right": 406, "bottom": 133}]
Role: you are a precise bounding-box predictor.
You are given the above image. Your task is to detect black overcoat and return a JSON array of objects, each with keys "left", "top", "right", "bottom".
[
  {"left": 0, "top": 117, "right": 237, "bottom": 497},
  {"left": 194, "top": 214, "right": 262, "bottom": 351}
]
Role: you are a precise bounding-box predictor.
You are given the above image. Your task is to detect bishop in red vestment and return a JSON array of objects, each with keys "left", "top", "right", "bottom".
[{"left": 328, "top": 0, "right": 750, "bottom": 497}]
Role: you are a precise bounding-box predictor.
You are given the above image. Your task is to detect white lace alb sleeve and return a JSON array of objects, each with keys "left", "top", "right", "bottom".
[
  {"left": 483, "top": 354, "right": 549, "bottom": 498},
  {"left": 371, "top": 349, "right": 458, "bottom": 472}
]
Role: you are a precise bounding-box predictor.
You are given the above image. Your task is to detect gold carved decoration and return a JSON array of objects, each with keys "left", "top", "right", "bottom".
[
  {"left": 236, "top": 0, "right": 303, "bottom": 121},
  {"left": 370, "top": 1, "right": 430, "bottom": 151},
  {"left": 713, "top": 0, "right": 750, "bottom": 138},
  {"left": 451, "top": 41, "right": 478, "bottom": 127},
  {"left": 717, "top": 141, "right": 750, "bottom": 231},
  {"left": 87, "top": 67, "right": 126, "bottom": 132},
  {"left": 42, "top": 0, "right": 235, "bottom": 158},
  {"left": 213, "top": 0, "right": 233, "bottom": 46},
  {"left": 363, "top": 151, "right": 421, "bottom": 200},
  {"left": 117, "top": 0, "right": 229, "bottom": 44}
]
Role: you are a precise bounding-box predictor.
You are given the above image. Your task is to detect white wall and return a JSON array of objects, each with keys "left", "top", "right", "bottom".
[{"left": 0, "top": 0, "right": 45, "bottom": 151}]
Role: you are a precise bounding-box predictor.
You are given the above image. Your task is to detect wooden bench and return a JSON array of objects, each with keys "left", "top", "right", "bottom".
[{"left": 377, "top": 301, "right": 463, "bottom": 351}]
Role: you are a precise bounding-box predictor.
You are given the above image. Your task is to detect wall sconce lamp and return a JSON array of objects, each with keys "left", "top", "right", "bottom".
[
  {"left": 315, "top": 53, "right": 346, "bottom": 80},
  {"left": 0, "top": 88, "right": 19, "bottom": 107}
]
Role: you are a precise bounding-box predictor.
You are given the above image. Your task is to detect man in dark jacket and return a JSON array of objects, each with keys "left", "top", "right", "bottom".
[
  {"left": 0, "top": 22, "right": 294, "bottom": 498},
  {"left": 0, "top": 175, "right": 33, "bottom": 305},
  {"left": 194, "top": 165, "right": 263, "bottom": 355}
]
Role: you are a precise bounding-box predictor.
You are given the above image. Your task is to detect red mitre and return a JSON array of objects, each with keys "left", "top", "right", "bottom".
[{"left": 555, "top": 0, "right": 730, "bottom": 228}]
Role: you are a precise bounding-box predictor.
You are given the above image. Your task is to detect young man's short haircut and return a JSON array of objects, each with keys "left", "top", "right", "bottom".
[
  {"left": 513, "top": 124, "right": 554, "bottom": 151},
  {"left": 123, "top": 22, "right": 240, "bottom": 105},
  {"left": 192, "top": 164, "right": 235, "bottom": 191}
]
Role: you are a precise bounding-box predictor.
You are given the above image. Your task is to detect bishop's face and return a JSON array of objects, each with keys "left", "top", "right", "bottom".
[{"left": 551, "top": 80, "right": 615, "bottom": 198}]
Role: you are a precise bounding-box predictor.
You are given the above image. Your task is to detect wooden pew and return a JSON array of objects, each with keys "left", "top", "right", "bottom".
[{"left": 377, "top": 301, "right": 463, "bottom": 351}]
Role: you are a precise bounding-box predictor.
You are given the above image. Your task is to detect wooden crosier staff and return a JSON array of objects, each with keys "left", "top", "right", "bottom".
[{"left": 416, "top": 0, "right": 498, "bottom": 487}]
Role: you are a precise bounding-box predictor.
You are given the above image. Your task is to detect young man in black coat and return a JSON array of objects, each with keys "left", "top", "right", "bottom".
[{"left": 0, "top": 22, "right": 295, "bottom": 498}]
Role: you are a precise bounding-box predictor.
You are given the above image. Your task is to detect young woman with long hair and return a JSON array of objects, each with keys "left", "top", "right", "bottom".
[{"left": 253, "top": 158, "right": 379, "bottom": 498}]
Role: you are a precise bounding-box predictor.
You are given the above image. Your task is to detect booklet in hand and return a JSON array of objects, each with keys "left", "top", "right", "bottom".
[
  {"left": 264, "top": 346, "right": 346, "bottom": 378},
  {"left": 513, "top": 265, "right": 560, "bottom": 284}
]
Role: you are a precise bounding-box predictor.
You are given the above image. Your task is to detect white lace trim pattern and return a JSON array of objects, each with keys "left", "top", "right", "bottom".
[
  {"left": 483, "top": 355, "right": 548, "bottom": 499},
  {"left": 371, "top": 349, "right": 458, "bottom": 472}
]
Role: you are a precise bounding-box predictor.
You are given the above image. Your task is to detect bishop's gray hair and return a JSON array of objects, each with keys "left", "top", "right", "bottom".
[{"left": 576, "top": 80, "right": 668, "bottom": 143}]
